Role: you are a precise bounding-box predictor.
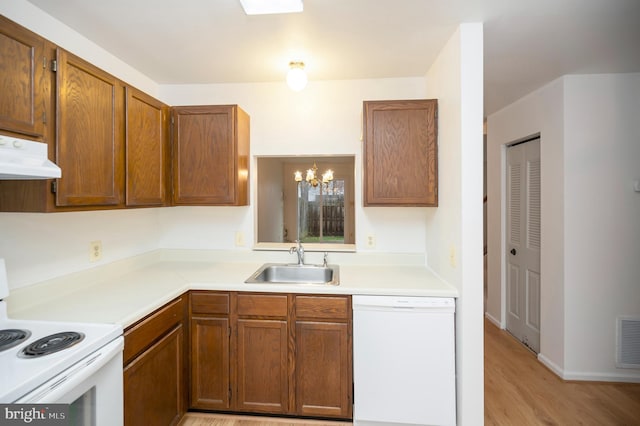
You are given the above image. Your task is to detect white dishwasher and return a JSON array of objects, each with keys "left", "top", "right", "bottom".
[{"left": 352, "top": 295, "right": 456, "bottom": 426}]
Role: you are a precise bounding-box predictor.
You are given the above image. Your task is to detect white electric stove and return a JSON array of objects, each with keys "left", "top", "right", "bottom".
[{"left": 0, "top": 259, "right": 124, "bottom": 425}]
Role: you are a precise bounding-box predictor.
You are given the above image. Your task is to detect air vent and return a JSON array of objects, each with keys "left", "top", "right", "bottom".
[{"left": 617, "top": 317, "right": 640, "bottom": 368}]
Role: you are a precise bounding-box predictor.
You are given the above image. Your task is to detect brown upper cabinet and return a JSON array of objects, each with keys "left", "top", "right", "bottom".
[
  {"left": 0, "top": 16, "right": 47, "bottom": 138},
  {"left": 125, "top": 87, "right": 170, "bottom": 207},
  {"left": 0, "top": 15, "right": 172, "bottom": 211},
  {"left": 172, "top": 105, "right": 250, "bottom": 206},
  {"left": 55, "top": 48, "right": 125, "bottom": 207},
  {"left": 363, "top": 99, "right": 438, "bottom": 206}
]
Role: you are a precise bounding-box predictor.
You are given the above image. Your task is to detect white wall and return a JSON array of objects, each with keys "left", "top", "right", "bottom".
[
  {"left": 486, "top": 77, "right": 566, "bottom": 372},
  {"left": 0, "top": 209, "right": 163, "bottom": 289},
  {"left": 257, "top": 158, "right": 285, "bottom": 242},
  {"left": 426, "top": 24, "right": 484, "bottom": 424},
  {"left": 563, "top": 73, "right": 640, "bottom": 381},
  {"left": 487, "top": 73, "right": 640, "bottom": 382}
]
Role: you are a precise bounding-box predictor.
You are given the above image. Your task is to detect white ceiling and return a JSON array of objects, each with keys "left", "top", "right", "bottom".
[{"left": 25, "top": 0, "right": 640, "bottom": 115}]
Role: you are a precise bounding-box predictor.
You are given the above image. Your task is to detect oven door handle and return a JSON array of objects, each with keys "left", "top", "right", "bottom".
[{"left": 14, "top": 336, "right": 124, "bottom": 403}]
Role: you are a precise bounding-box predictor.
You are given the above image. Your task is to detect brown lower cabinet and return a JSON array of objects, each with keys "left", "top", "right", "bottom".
[
  {"left": 190, "top": 292, "right": 231, "bottom": 410},
  {"left": 123, "top": 296, "right": 188, "bottom": 426},
  {"left": 235, "top": 293, "right": 290, "bottom": 414},
  {"left": 294, "top": 295, "right": 352, "bottom": 418},
  {"left": 189, "top": 291, "right": 352, "bottom": 420}
]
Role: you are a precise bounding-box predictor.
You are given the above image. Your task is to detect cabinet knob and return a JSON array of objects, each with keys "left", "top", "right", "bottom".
[{"left": 510, "top": 248, "right": 517, "bottom": 255}]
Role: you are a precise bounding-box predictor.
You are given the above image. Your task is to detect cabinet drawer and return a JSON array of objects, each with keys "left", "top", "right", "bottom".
[
  {"left": 295, "top": 296, "right": 351, "bottom": 320},
  {"left": 124, "top": 297, "right": 184, "bottom": 365},
  {"left": 237, "top": 294, "right": 288, "bottom": 318},
  {"left": 191, "top": 291, "right": 230, "bottom": 315}
]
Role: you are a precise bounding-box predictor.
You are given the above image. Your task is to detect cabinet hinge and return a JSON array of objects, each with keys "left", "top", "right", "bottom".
[
  {"left": 50, "top": 59, "right": 57, "bottom": 72},
  {"left": 51, "top": 180, "right": 57, "bottom": 193}
]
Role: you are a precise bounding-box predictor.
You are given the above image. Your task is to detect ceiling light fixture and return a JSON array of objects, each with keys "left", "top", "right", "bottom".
[
  {"left": 239, "top": 0, "right": 303, "bottom": 15},
  {"left": 294, "top": 163, "right": 333, "bottom": 187},
  {"left": 287, "top": 61, "right": 307, "bottom": 91}
]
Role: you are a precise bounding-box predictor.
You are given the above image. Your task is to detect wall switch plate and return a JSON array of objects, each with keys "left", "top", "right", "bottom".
[
  {"left": 89, "top": 240, "right": 102, "bottom": 262},
  {"left": 235, "top": 232, "right": 245, "bottom": 247},
  {"left": 366, "top": 234, "right": 376, "bottom": 248}
]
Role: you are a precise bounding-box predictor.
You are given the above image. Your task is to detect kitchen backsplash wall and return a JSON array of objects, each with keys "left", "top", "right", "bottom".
[{"left": 0, "top": 209, "right": 162, "bottom": 289}]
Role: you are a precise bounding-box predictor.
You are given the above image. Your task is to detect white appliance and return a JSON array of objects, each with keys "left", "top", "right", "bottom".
[
  {"left": 0, "top": 134, "right": 61, "bottom": 179},
  {"left": 0, "top": 259, "right": 123, "bottom": 425},
  {"left": 353, "top": 295, "right": 456, "bottom": 426}
]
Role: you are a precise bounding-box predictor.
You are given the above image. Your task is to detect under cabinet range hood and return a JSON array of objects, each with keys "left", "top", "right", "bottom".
[{"left": 0, "top": 135, "right": 61, "bottom": 180}]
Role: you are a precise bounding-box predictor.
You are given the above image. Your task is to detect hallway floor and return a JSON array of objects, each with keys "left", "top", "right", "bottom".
[{"left": 484, "top": 319, "right": 640, "bottom": 425}]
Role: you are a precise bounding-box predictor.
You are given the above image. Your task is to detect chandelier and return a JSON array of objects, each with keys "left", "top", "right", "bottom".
[{"left": 294, "top": 163, "right": 333, "bottom": 187}]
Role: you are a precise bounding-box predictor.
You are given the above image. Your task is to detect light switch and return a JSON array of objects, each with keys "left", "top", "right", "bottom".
[{"left": 634, "top": 180, "right": 640, "bottom": 192}]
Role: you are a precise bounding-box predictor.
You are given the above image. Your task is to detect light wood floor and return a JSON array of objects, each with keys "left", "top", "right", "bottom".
[
  {"left": 180, "top": 321, "right": 640, "bottom": 425},
  {"left": 484, "top": 319, "right": 640, "bottom": 425}
]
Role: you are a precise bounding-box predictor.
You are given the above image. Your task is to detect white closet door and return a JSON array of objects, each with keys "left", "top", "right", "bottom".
[{"left": 506, "top": 138, "right": 541, "bottom": 353}]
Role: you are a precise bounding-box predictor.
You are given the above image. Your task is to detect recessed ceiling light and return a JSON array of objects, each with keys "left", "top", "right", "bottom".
[{"left": 240, "top": 0, "right": 303, "bottom": 15}]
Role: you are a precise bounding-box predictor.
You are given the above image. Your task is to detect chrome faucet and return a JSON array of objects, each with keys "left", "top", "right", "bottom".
[{"left": 289, "top": 240, "right": 305, "bottom": 265}]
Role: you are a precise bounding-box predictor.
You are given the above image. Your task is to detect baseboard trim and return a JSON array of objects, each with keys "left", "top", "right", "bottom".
[
  {"left": 538, "top": 353, "right": 640, "bottom": 383},
  {"left": 562, "top": 370, "right": 640, "bottom": 383},
  {"left": 484, "top": 312, "right": 503, "bottom": 328},
  {"left": 537, "top": 353, "right": 564, "bottom": 378}
]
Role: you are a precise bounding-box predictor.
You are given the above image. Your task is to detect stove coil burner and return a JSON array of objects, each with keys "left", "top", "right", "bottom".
[
  {"left": 19, "top": 331, "right": 85, "bottom": 358},
  {"left": 0, "top": 329, "right": 31, "bottom": 352}
]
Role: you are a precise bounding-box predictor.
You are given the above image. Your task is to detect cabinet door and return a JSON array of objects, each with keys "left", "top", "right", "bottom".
[
  {"left": 124, "top": 324, "right": 184, "bottom": 426},
  {"left": 363, "top": 99, "right": 438, "bottom": 206},
  {"left": 294, "top": 295, "right": 352, "bottom": 418},
  {"left": 125, "top": 87, "right": 169, "bottom": 206},
  {"left": 190, "top": 316, "right": 230, "bottom": 410},
  {"left": 0, "top": 16, "right": 46, "bottom": 137},
  {"left": 55, "top": 48, "right": 124, "bottom": 206},
  {"left": 236, "top": 319, "right": 289, "bottom": 414},
  {"left": 172, "top": 105, "right": 249, "bottom": 205}
]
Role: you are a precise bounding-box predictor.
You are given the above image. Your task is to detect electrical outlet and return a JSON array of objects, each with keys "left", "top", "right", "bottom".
[
  {"left": 449, "top": 245, "right": 456, "bottom": 268},
  {"left": 366, "top": 234, "right": 376, "bottom": 248},
  {"left": 89, "top": 240, "right": 102, "bottom": 262},
  {"left": 235, "top": 232, "right": 245, "bottom": 247}
]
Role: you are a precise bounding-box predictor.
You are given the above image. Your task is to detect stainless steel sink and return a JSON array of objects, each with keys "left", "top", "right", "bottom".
[{"left": 245, "top": 263, "right": 340, "bottom": 285}]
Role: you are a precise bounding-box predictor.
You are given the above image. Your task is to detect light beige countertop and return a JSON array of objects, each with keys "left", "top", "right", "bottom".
[{"left": 7, "top": 249, "right": 458, "bottom": 328}]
